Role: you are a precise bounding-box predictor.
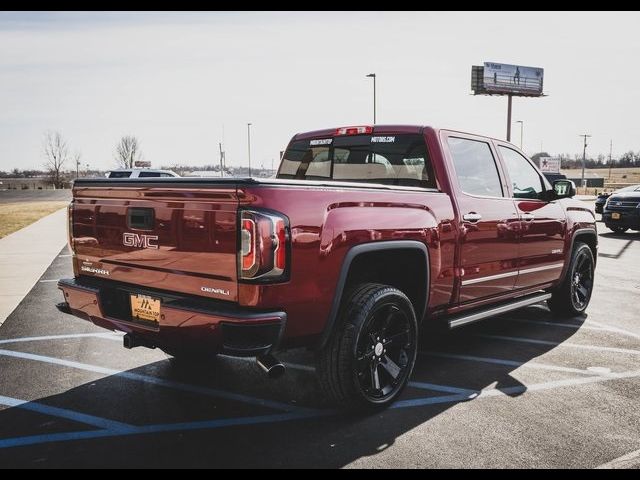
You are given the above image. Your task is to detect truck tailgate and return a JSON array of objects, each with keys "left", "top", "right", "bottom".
[{"left": 71, "top": 181, "right": 240, "bottom": 302}]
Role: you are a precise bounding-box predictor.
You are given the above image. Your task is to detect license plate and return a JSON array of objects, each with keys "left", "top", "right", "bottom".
[
  {"left": 130, "top": 294, "right": 161, "bottom": 323},
  {"left": 612, "top": 212, "right": 621, "bottom": 220}
]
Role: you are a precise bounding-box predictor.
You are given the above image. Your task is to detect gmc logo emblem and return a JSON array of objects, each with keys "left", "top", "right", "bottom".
[{"left": 123, "top": 232, "right": 159, "bottom": 249}]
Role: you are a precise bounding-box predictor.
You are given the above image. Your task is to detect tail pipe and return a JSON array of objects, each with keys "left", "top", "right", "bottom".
[{"left": 256, "top": 354, "right": 285, "bottom": 379}]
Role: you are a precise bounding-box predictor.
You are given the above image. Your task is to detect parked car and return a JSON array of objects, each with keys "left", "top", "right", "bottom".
[
  {"left": 602, "top": 184, "right": 640, "bottom": 233},
  {"left": 596, "top": 185, "right": 639, "bottom": 214},
  {"left": 58, "top": 125, "right": 597, "bottom": 410},
  {"left": 106, "top": 168, "right": 179, "bottom": 179}
]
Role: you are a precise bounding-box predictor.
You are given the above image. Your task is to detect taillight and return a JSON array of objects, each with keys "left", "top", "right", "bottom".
[
  {"left": 67, "top": 201, "right": 75, "bottom": 254},
  {"left": 335, "top": 125, "right": 373, "bottom": 136},
  {"left": 239, "top": 209, "right": 290, "bottom": 282}
]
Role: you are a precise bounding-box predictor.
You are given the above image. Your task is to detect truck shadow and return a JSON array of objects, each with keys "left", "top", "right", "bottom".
[{"left": 0, "top": 305, "right": 583, "bottom": 467}]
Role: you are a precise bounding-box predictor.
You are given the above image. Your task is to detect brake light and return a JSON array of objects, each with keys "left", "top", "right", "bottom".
[
  {"left": 239, "top": 209, "right": 290, "bottom": 282},
  {"left": 335, "top": 126, "right": 373, "bottom": 136}
]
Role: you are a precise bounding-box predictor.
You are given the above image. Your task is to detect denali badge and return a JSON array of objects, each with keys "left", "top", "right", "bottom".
[
  {"left": 123, "top": 232, "right": 159, "bottom": 249},
  {"left": 80, "top": 265, "right": 110, "bottom": 276},
  {"left": 201, "top": 286, "right": 230, "bottom": 296}
]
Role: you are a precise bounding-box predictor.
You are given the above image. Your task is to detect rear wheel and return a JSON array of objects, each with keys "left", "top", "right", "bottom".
[
  {"left": 547, "top": 242, "right": 595, "bottom": 316},
  {"left": 608, "top": 226, "right": 628, "bottom": 234},
  {"left": 316, "top": 283, "right": 418, "bottom": 410}
]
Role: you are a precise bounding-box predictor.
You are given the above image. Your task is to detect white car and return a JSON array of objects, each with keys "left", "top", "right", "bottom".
[{"left": 106, "top": 169, "right": 179, "bottom": 179}]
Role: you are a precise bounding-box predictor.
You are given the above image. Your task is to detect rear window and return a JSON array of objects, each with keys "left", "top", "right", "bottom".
[
  {"left": 138, "top": 171, "right": 163, "bottom": 178},
  {"left": 277, "top": 134, "right": 436, "bottom": 188},
  {"left": 108, "top": 171, "right": 131, "bottom": 178}
]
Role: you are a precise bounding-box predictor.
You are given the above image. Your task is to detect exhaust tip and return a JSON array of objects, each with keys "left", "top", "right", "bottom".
[{"left": 256, "top": 354, "right": 286, "bottom": 379}]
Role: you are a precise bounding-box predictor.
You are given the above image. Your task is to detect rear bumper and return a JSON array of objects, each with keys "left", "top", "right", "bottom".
[{"left": 57, "top": 277, "right": 286, "bottom": 357}]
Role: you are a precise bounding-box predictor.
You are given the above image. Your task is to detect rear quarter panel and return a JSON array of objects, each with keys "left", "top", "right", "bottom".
[{"left": 239, "top": 185, "right": 456, "bottom": 343}]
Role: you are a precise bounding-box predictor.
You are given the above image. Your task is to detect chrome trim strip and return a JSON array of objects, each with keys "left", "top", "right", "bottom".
[
  {"left": 519, "top": 263, "right": 564, "bottom": 275},
  {"left": 448, "top": 293, "right": 552, "bottom": 329},
  {"left": 461, "top": 263, "right": 564, "bottom": 286},
  {"left": 461, "top": 270, "right": 518, "bottom": 286}
]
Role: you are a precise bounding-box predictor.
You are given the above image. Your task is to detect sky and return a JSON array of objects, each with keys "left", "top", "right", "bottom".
[{"left": 1, "top": 11, "right": 639, "bottom": 172}]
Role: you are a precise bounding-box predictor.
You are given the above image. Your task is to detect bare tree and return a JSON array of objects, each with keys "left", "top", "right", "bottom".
[
  {"left": 43, "top": 131, "right": 70, "bottom": 188},
  {"left": 115, "top": 135, "right": 143, "bottom": 168}
]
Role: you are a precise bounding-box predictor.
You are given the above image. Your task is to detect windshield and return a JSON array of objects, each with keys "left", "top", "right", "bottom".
[{"left": 277, "top": 134, "right": 436, "bottom": 188}]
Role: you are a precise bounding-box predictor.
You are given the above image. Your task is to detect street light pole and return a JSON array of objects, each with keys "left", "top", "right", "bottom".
[
  {"left": 366, "top": 73, "right": 376, "bottom": 124},
  {"left": 247, "top": 123, "right": 252, "bottom": 177},
  {"left": 516, "top": 120, "right": 524, "bottom": 150},
  {"left": 580, "top": 134, "right": 591, "bottom": 191}
]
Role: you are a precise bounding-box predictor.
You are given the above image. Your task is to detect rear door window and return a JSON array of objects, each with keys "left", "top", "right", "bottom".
[
  {"left": 447, "top": 137, "right": 503, "bottom": 198},
  {"left": 277, "top": 134, "right": 436, "bottom": 188}
]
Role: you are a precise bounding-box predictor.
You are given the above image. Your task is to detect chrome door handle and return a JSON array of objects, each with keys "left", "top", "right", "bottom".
[
  {"left": 521, "top": 212, "right": 535, "bottom": 221},
  {"left": 463, "top": 212, "right": 482, "bottom": 222}
]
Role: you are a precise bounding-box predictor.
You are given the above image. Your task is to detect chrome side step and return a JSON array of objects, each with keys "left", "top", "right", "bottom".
[{"left": 448, "top": 292, "right": 552, "bottom": 329}]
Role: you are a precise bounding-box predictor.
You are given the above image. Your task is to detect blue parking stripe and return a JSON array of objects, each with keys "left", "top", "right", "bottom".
[
  {"left": 407, "top": 381, "right": 478, "bottom": 397},
  {"left": 0, "top": 395, "right": 135, "bottom": 432},
  {"left": 0, "top": 411, "right": 334, "bottom": 450},
  {"left": 0, "top": 349, "right": 312, "bottom": 413},
  {"left": 0, "top": 430, "right": 119, "bottom": 449}
]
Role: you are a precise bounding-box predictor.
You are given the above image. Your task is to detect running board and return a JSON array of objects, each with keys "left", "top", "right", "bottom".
[{"left": 448, "top": 292, "right": 552, "bottom": 329}]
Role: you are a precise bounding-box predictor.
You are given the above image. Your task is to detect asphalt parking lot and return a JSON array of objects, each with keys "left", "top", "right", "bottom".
[{"left": 0, "top": 221, "right": 638, "bottom": 468}]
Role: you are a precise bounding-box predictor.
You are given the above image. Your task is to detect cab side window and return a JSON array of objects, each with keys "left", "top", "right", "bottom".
[{"left": 499, "top": 147, "right": 545, "bottom": 200}]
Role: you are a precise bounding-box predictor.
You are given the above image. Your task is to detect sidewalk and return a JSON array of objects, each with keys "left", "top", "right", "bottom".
[{"left": 0, "top": 207, "right": 67, "bottom": 326}]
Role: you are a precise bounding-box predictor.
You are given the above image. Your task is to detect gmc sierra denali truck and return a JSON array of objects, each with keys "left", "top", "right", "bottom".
[{"left": 57, "top": 125, "right": 597, "bottom": 409}]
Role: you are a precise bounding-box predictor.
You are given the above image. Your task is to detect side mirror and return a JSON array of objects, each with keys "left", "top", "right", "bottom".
[{"left": 553, "top": 179, "right": 576, "bottom": 199}]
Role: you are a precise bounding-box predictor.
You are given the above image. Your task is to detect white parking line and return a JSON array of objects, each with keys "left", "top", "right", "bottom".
[
  {"left": 419, "top": 351, "right": 617, "bottom": 377},
  {"left": 508, "top": 318, "right": 607, "bottom": 332},
  {"left": 394, "top": 368, "right": 640, "bottom": 409},
  {"left": 0, "top": 333, "right": 122, "bottom": 345},
  {"left": 474, "top": 334, "right": 640, "bottom": 356},
  {"left": 596, "top": 447, "right": 640, "bottom": 469},
  {"left": 38, "top": 279, "right": 59, "bottom": 283},
  {"left": 0, "top": 348, "right": 312, "bottom": 414},
  {"left": 588, "top": 320, "right": 640, "bottom": 341}
]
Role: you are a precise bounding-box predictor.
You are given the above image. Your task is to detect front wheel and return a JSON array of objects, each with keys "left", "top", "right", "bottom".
[
  {"left": 608, "top": 226, "right": 628, "bottom": 234},
  {"left": 316, "top": 283, "right": 418, "bottom": 410},
  {"left": 547, "top": 242, "right": 595, "bottom": 316}
]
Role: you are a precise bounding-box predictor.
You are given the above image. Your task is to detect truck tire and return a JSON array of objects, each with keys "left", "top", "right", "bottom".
[
  {"left": 547, "top": 242, "right": 595, "bottom": 317},
  {"left": 316, "top": 283, "right": 418, "bottom": 410}
]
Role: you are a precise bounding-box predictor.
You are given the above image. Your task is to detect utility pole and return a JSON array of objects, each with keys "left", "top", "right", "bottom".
[
  {"left": 580, "top": 134, "right": 591, "bottom": 192},
  {"left": 247, "top": 123, "right": 252, "bottom": 177},
  {"left": 506, "top": 94, "right": 513, "bottom": 141},
  {"left": 608, "top": 139, "right": 613, "bottom": 180},
  {"left": 515, "top": 120, "right": 524, "bottom": 150}
]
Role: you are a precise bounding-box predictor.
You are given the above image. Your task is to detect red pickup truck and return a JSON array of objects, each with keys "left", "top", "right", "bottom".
[{"left": 57, "top": 125, "right": 597, "bottom": 409}]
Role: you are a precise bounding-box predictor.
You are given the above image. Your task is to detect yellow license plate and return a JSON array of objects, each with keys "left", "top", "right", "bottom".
[
  {"left": 130, "top": 294, "right": 161, "bottom": 323},
  {"left": 612, "top": 212, "right": 621, "bottom": 220}
]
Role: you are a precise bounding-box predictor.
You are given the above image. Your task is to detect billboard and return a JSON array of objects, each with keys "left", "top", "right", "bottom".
[
  {"left": 538, "top": 157, "right": 560, "bottom": 174},
  {"left": 471, "top": 62, "right": 544, "bottom": 96},
  {"left": 134, "top": 160, "right": 151, "bottom": 168}
]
